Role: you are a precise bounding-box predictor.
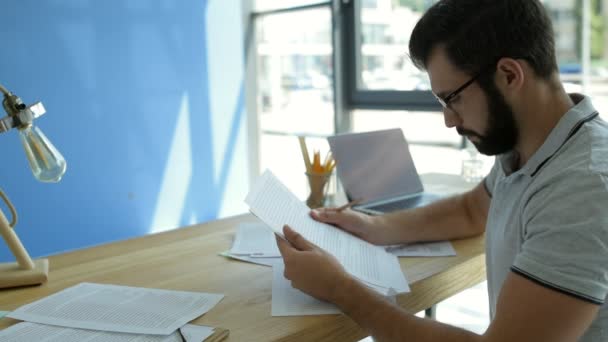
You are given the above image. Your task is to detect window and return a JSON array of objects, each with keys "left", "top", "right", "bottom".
[
  {"left": 342, "top": 0, "right": 439, "bottom": 109},
  {"left": 254, "top": 2, "right": 335, "bottom": 198},
  {"left": 544, "top": 0, "right": 608, "bottom": 118},
  {"left": 357, "top": 0, "right": 433, "bottom": 91},
  {"left": 256, "top": 7, "right": 334, "bottom": 137}
]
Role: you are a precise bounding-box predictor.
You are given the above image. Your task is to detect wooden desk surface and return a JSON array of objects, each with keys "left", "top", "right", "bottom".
[{"left": 0, "top": 174, "right": 485, "bottom": 341}]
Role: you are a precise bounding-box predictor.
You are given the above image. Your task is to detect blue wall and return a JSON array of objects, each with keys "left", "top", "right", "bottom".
[{"left": 0, "top": 0, "right": 250, "bottom": 261}]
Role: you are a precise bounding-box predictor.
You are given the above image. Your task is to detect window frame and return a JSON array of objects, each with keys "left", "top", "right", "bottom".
[{"left": 340, "top": 0, "right": 441, "bottom": 112}]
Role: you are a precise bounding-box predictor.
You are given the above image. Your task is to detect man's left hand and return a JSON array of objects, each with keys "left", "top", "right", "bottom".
[{"left": 276, "top": 225, "right": 353, "bottom": 302}]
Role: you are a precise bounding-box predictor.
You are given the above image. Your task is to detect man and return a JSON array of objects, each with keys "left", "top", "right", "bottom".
[{"left": 275, "top": 0, "right": 608, "bottom": 341}]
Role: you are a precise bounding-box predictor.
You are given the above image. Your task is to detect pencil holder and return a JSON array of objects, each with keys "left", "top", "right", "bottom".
[{"left": 305, "top": 172, "right": 332, "bottom": 209}]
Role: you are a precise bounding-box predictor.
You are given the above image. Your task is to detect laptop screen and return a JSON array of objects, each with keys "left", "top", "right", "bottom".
[{"left": 328, "top": 128, "right": 424, "bottom": 204}]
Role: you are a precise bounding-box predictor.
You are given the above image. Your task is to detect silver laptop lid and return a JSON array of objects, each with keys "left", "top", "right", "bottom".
[{"left": 328, "top": 128, "right": 424, "bottom": 204}]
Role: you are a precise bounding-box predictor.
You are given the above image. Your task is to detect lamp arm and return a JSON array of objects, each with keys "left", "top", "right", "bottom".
[
  {"left": 0, "top": 190, "right": 35, "bottom": 270},
  {"left": 0, "top": 189, "right": 17, "bottom": 227},
  {"left": 0, "top": 81, "right": 46, "bottom": 133},
  {"left": 0, "top": 84, "right": 9, "bottom": 96}
]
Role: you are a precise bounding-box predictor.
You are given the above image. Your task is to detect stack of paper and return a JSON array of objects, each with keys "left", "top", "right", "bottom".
[
  {"left": 245, "top": 170, "right": 409, "bottom": 296},
  {"left": 229, "top": 223, "right": 281, "bottom": 258},
  {"left": 226, "top": 171, "right": 453, "bottom": 317},
  {"left": 2, "top": 283, "right": 224, "bottom": 341},
  {"left": 220, "top": 223, "right": 282, "bottom": 267}
]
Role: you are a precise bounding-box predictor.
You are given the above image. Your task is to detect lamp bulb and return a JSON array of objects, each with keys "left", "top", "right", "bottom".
[{"left": 18, "top": 125, "right": 66, "bottom": 182}]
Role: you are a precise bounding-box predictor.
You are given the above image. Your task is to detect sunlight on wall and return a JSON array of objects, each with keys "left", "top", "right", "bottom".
[
  {"left": 206, "top": 0, "right": 249, "bottom": 218},
  {"left": 150, "top": 93, "right": 193, "bottom": 233}
]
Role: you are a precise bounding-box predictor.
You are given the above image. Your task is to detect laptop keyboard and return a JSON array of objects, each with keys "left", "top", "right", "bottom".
[{"left": 366, "top": 196, "right": 426, "bottom": 213}]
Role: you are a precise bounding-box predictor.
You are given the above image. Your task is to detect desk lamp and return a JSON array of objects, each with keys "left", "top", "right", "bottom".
[{"left": 0, "top": 83, "right": 66, "bottom": 288}]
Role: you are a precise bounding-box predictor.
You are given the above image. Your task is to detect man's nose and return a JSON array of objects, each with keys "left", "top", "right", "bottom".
[{"left": 443, "top": 107, "right": 461, "bottom": 128}]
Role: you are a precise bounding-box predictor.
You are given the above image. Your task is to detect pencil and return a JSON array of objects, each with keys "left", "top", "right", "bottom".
[
  {"left": 323, "top": 151, "right": 332, "bottom": 170},
  {"left": 335, "top": 198, "right": 363, "bottom": 212},
  {"left": 298, "top": 136, "right": 312, "bottom": 172}
]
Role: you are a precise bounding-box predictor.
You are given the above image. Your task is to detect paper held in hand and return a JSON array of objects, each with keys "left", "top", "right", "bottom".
[{"left": 244, "top": 170, "right": 409, "bottom": 294}]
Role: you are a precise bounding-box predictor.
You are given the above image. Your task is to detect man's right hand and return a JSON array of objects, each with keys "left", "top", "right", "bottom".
[{"left": 310, "top": 208, "right": 396, "bottom": 245}]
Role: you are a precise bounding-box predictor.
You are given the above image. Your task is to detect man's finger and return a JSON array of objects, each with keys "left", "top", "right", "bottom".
[
  {"left": 310, "top": 208, "right": 342, "bottom": 223},
  {"left": 275, "top": 234, "right": 294, "bottom": 257},
  {"left": 283, "top": 225, "right": 315, "bottom": 251}
]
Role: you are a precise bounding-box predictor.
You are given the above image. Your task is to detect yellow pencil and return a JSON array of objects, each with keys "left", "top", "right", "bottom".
[
  {"left": 312, "top": 150, "right": 323, "bottom": 173},
  {"left": 323, "top": 151, "right": 332, "bottom": 170},
  {"left": 298, "top": 136, "right": 312, "bottom": 172},
  {"left": 327, "top": 159, "right": 336, "bottom": 173}
]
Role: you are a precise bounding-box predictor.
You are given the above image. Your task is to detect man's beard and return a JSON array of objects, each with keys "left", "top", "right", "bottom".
[{"left": 457, "top": 81, "right": 518, "bottom": 156}]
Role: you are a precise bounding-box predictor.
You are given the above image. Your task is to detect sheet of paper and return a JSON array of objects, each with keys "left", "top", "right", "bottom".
[
  {"left": 0, "top": 322, "right": 216, "bottom": 342},
  {"left": 0, "top": 322, "right": 181, "bottom": 341},
  {"left": 0, "top": 310, "right": 9, "bottom": 318},
  {"left": 8, "top": 283, "right": 224, "bottom": 335},
  {"left": 229, "top": 223, "right": 281, "bottom": 257},
  {"left": 386, "top": 241, "right": 456, "bottom": 257},
  {"left": 271, "top": 262, "right": 340, "bottom": 316},
  {"left": 219, "top": 251, "right": 280, "bottom": 267},
  {"left": 179, "top": 324, "right": 216, "bottom": 342},
  {"left": 245, "top": 170, "right": 409, "bottom": 293}
]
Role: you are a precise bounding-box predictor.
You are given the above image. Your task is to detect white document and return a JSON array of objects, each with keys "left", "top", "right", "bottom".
[
  {"left": 0, "top": 322, "right": 183, "bottom": 342},
  {"left": 219, "top": 251, "right": 280, "bottom": 267},
  {"left": 245, "top": 170, "right": 409, "bottom": 294},
  {"left": 271, "top": 262, "right": 340, "bottom": 316},
  {"left": 0, "top": 322, "right": 216, "bottom": 342},
  {"left": 179, "top": 324, "right": 216, "bottom": 342},
  {"left": 229, "top": 223, "right": 281, "bottom": 257},
  {"left": 386, "top": 241, "right": 456, "bottom": 257},
  {"left": 8, "top": 283, "right": 224, "bottom": 335}
]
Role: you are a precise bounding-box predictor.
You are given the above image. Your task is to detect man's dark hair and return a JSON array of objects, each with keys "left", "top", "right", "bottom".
[{"left": 409, "top": 0, "right": 558, "bottom": 83}]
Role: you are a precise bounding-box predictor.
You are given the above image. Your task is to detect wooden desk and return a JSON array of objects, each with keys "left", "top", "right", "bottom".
[{"left": 0, "top": 174, "right": 485, "bottom": 341}]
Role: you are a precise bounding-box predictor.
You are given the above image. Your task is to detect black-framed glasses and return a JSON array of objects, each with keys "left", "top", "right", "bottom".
[
  {"left": 432, "top": 57, "right": 515, "bottom": 110},
  {"left": 433, "top": 72, "right": 483, "bottom": 110}
]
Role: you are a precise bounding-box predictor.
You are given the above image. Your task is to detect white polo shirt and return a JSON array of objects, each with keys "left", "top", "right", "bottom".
[{"left": 484, "top": 94, "right": 608, "bottom": 341}]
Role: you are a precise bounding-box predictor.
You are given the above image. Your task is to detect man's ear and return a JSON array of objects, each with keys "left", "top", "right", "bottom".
[{"left": 495, "top": 57, "right": 525, "bottom": 93}]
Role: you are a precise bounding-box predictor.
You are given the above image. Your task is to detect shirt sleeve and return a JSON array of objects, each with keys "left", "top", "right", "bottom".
[{"left": 512, "top": 172, "right": 608, "bottom": 305}]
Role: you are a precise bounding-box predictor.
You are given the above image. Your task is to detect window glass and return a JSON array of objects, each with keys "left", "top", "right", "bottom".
[
  {"left": 355, "top": 0, "right": 608, "bottom": 120},
  {"left": 544, "top": 0, "right": 608, "bottom": 117},
  {"left": 256, "top": 7, "right": 334, "bottom": 136},
  {"left": 255, "top": 6, "right": 335, "bottom": 195},
  {"left": 357, "top": 0, "right": 437, "bottom": 91}
]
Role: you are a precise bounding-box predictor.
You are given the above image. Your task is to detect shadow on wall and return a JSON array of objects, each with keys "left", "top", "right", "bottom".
[{"left": 0, "top": 0, "right": 249, "bottom": 261}]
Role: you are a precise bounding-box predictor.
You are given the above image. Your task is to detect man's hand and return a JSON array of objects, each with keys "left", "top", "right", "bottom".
[
  {"left": 275, "top": 225, "right": 353, "bottom": 302},
  {"left": 311, "top": 207, "right": 396, "bottom": 245}
]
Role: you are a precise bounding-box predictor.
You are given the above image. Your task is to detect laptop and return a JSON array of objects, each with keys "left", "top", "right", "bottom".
[{"left": 327, "top": 128, "right": 440, "bottom": 215}]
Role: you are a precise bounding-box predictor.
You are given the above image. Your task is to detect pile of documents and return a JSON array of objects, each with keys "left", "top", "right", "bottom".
[
  {"left": 221, "top": 170, "right": 457, "bottom": 317},
  {"left": 238, "top": 170, "right": 408, "bottom": 317},
  {"left": 223, "top": 223, "right": 455, "bottom": 264},
  {"left": 0, "top": 282, "right": 224, "bottom": 341},
  {"left": 245, "top": 170, "right": 410, "bottom": 296},
  {"left": 221, "top": 223, "right": 282, "bottom": 267}
]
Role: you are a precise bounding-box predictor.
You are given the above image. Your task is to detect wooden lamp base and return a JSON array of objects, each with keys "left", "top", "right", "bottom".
[{"left": 0, "top": 258, "right": 48, "bottom": 289}]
